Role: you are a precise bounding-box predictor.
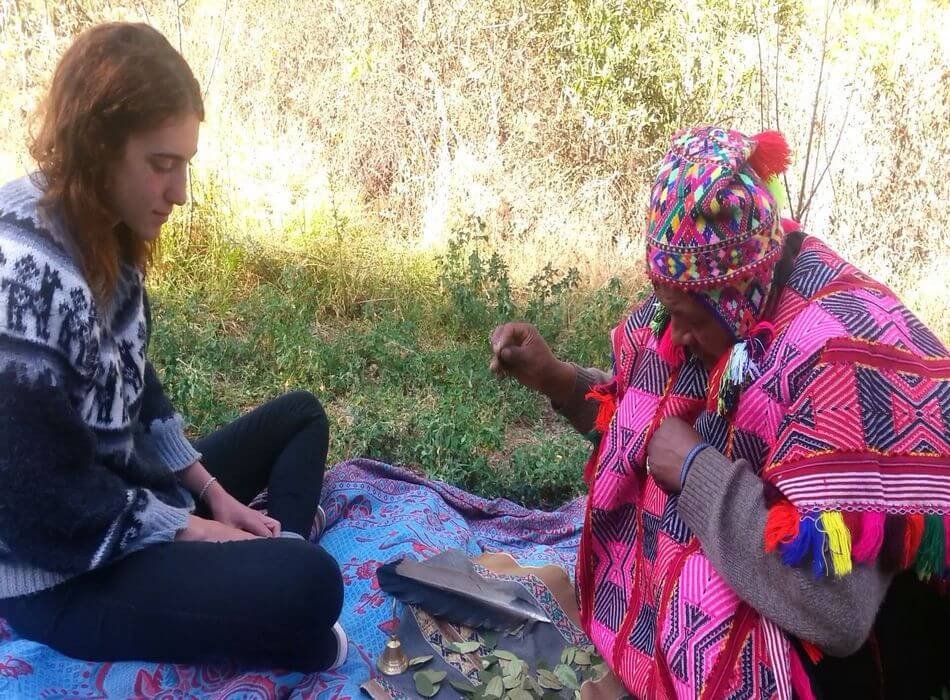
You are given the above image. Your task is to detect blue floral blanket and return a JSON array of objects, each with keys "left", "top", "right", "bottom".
[{"left": 0, "top": 459, "right": 584, "bottom": 699}]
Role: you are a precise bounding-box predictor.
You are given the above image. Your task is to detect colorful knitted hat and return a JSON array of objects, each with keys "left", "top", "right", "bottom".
[
  {"left": 645, "top": 125, "right": 790, "bottom": 337},
  {"left": 644, "top": 125, "right": 792, "bottom": 412}
]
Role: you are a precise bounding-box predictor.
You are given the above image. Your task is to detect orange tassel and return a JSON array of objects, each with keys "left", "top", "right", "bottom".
[
  {"left": 585, "top": 383, "right": 617, "bottom": 434},
  {"left": 902, "top": 514, "right": 925, "bottom": 569},
  {"left": 801, "top": 640, "right": 823, "bottom": 664},
  {"left": 765, "top": 500, "right": 800, "bottom": 552},
  {"left": 748, "top": 130, "right": 791, "bottom": 179},
  {"left": 594, "top": 396, "right": 616, "bottom": 433}
]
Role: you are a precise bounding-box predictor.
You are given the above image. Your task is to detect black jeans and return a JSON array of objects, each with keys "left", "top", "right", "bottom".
[{"left": 0, "top": 391, "right": 343, "bottom": 671}]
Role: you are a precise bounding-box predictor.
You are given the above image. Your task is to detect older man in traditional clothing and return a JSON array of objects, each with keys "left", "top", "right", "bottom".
[{"left": 491, "top": 126, "right": 949, "bottom": 699}]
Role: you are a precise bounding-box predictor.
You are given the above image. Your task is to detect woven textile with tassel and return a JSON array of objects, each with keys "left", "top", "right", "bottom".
[{"left": 577, "top": 124, "right": 950, "bottom": 699}]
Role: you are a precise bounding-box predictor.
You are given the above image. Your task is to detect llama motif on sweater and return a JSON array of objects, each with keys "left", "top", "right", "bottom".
[{"left": 0, "top": 175, "right": 200, "bottom": 599}]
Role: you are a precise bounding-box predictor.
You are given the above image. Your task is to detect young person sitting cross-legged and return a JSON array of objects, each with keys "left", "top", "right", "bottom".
[{"left": 0, "top": 22, "right": 346, "bottom": 672}]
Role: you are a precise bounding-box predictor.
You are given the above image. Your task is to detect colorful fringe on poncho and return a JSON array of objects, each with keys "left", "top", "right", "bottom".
[
  {"left": 575, "top": 125, "right": 950, "bottom": 699},
  {"left": 643, "top": 125, "right": 950, "bottom": 583}
]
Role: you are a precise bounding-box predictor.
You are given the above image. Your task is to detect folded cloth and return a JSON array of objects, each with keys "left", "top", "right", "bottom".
[{"left": 365, "top": 550, "right": 626, "bottom": 700}]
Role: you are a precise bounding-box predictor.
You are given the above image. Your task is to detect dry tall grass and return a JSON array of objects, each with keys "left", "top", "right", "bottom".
[{"left": 1, "top": 0, "right": 947, "bottom": 339}]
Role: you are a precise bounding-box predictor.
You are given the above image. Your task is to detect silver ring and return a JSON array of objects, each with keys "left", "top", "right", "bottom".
[{"left": 645, "top": 458, "right": 652, "bottom": 475}]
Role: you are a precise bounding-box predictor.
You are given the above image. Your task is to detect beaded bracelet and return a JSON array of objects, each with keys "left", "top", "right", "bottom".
[
  {"left": 679, "top": 442, "right": 710, "bottom": 488},
  {"left": 197, "top": 475, "right": 218, "bottom": 503}
]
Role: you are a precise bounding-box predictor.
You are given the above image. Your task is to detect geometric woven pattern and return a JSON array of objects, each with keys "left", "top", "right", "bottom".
[
  {"left": 577, "top": 235, "right": 948, "bottom": 698},
  {"left": 629, "top": 604, "right": 658, "bottom": 654},
  {"left": 659, "top": 555, "right": 741, "bottom": 696},
  {"left": 644, "top": 126, "right": 786, "bottom": 337},
  {"left": 660, "top": 496, "right": 692, "bottom": 545},
  {"left": 593, "top": 580, "right": 628, "bottom": 634},
  {"left": 855, "top": 366, "right": 948, "bottom": 454},
  {"left": 765, "top": 339, "right": 950, "bottom": 513}
]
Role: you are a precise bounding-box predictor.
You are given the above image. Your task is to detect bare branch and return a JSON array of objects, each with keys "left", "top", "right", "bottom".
[
  {"left": 175, "top": 0, "right": 195, "bottom": 231},
  {"left": 802, "top": 82, "right": 831, "bottom": 226},
  {"left": 800, "top": 87, "right": 854, "bottom": 220},
  {"left": 752, "top": 2, "right": 766, "bottom": 131},
  {"left": 176, "top": 0, "right": 186, "bottom": 54},
  {"left": 203, "top": 0, "right": 230, "bottom": 99},
  {"left": 774, "top": 23, "right": 794, "bottom": 218},
  {"left": 802, "top": 84, "right": 827, "bottom": 227},
  {"left": 828, "top": 147, "right": 842, "bottom": 214},
  {"left": 11, "top": 0, "right": 26, "bottom": 41},
  {"left": 70, "top": 0, "right": 94, "bottom": 26},
  {"left": 773, "top": 24, "right": 781, "bottom": 135},
  {"left": 796, "top": 0, "right": 831, "bottom": 219}
]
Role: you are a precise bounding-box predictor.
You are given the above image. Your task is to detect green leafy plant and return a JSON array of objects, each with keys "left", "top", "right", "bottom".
[{"left": 409, "top": 642, "right": 607, "bottom": 699}]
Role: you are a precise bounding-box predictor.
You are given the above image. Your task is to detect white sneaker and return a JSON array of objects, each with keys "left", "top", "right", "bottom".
[{"left": 329, "top": 622, "right": 347, "bottom": 669}]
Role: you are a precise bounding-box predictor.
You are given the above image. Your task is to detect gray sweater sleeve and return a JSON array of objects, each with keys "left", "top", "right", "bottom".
[
  {"left": 555, "top": 366, "right": 892, "bottom": 656},
  {"left": 137, "top": 362, "right": 202, "bottom": 472},
  {"left": 678, "top": 448, "right": 893, "bottom": 656},
  {"left": 138, "top": 293, "right": 201, "bottom": 473},
  {"left": 0, "top": 371, "right": 190, "bottom": 577}
]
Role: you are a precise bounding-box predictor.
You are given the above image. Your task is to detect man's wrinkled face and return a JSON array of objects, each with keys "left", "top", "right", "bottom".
[{"left": 653, "top": 284, "right": 733, "bottom": 369}]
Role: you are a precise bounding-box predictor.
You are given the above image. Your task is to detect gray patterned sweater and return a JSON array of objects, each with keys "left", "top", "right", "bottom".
[{"left": 0, "top": 175, "right": 201, "bottom": 599}]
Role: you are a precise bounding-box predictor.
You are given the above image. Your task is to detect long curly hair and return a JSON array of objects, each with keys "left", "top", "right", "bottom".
[{"left": 29, "top": 22, "right": 204, "bottom": 303}]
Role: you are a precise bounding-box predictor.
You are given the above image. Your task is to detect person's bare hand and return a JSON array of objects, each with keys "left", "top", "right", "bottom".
[
  {"left": 645, "top": 416, "right": 704, "bottom": 493},
  {"left": 209, "top": 492, "right": 281, "bottom": 537},
  {"left": 489, "top": 322, "right": 574, "bottom": 404},
  {"left": 175, "top": 515, "right": 262, "bottom": 543}
]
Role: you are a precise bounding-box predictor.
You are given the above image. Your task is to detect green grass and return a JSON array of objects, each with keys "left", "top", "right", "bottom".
[{"left": 148, "top": 210, "right": 640, "bottom": 509}]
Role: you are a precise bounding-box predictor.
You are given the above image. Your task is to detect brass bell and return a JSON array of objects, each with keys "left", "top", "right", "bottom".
[
  {"left": 377, "top": 635, "right": 409, "bottom": 676},
  {"left": 377, "top": 597, "right": 409, "bottom": 676}
]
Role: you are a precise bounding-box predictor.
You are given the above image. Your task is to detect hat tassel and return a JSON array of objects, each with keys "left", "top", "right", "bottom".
[
  {"left": 748, "top": 130, "right": 791, "bottom": 180},
  {"left": 710, "top": 320, "right": 776, "bottom": 415},
  {"left": 650, "top": 302, "right": 670, "bottom": 337}
]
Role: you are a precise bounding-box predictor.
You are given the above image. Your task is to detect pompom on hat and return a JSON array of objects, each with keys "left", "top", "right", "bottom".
[{"left": 644, "top": 125, "right": 793, "bottom": 413}]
